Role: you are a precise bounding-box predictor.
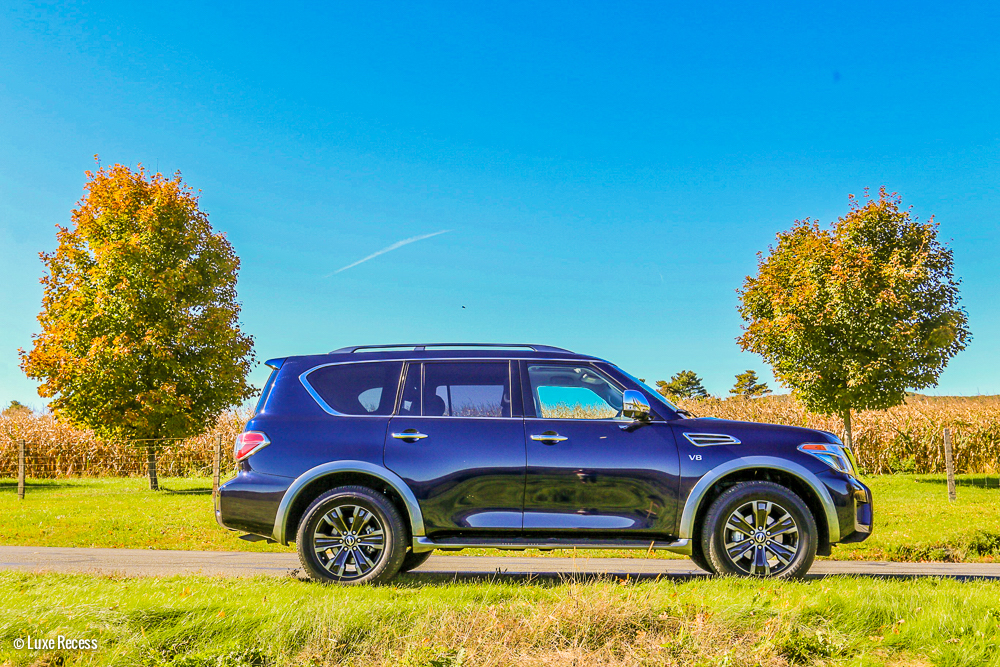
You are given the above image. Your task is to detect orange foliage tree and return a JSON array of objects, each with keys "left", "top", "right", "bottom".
[{"left": 19, "top": 162, "right": 256, "bottom": 488}]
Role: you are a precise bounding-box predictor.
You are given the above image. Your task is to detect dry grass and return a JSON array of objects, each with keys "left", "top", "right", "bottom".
[{"left": 676, "top": 394, "right": 1000, "bottom": 474}]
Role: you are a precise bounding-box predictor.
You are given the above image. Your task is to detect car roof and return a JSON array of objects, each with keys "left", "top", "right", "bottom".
[{"left": 267, "top": 344, "right": 606, "bottom": 368}]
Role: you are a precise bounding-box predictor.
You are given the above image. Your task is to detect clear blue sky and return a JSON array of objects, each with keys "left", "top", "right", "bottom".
[{"left": 1, "top": 1, "right": 998, "bottom": 408}]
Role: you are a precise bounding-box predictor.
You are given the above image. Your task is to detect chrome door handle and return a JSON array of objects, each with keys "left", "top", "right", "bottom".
[
  {"left": 392, "top": 431, "right": 428, "bottom": 441},
  {"left": 530, "top": 432, "right": 568, "bottom": 444}
]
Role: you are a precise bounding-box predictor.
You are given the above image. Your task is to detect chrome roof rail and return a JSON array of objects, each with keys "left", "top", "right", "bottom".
[{"left": 329, "top": 343, "right": 573, "bottom": 354}]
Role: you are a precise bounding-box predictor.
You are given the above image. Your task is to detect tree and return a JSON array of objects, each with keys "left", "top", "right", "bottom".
[
  {"left": 737, "top": 188, "right": 970, "bottom": 448},
  {"left": 730, "top": 370, "right": 771, "bottom": 398},
  {"left": 20, "top": 162, "right": 257, "bottom": 489},
  {"left": 656, "top": 370, "right": 709, "bottom": 399},
  {"left": 2, "top": 400, "right": 31, "bottom": 415}
]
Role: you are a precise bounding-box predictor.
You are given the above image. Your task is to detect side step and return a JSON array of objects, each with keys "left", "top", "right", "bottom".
[{"left": 413, "top": 536, "right": 691, "bottom": 555}]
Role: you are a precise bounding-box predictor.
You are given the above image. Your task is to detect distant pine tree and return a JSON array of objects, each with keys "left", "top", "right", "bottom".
[
  {"left": 730, "top": 370, "right": 771, "bottom": 398},
  {"left": 656, "top": 371, "right": 709, "bottom": 399}
]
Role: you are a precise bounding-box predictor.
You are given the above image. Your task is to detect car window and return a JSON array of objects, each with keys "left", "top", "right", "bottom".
[
  {"left": 527, "top": 364, "right": 624, "bottom": 419},
  {"left": 422, "top": 362, "right": 511, "bottom": 417},
  {"left": 305, "top": 361, "right": 403, "bottom": 416}
]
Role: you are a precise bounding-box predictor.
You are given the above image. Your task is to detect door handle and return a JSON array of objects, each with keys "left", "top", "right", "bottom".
[
  {"left": 530, "top": 432, "right": 568, "bottom": 444},
  {"left": 392, "top": 430, "right": 428, "bottom": 441}
]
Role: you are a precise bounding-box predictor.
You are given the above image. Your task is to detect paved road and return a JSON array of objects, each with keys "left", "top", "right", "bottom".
[{"left": 2, "top": 546, "right": 999, "bottom": 580}]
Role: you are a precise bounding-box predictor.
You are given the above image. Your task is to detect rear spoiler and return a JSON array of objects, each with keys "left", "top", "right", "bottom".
[{"left": 264, "top": 358, "right": 285, "bottom": 371}]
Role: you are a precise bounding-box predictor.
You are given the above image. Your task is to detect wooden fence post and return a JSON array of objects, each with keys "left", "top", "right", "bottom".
[
  {"left": 212, "top": 435, "right": 222, "bottom": 499},
  {"left": 146, "top": 443, "right": 159, "bottom": 491},
  {"left": 17, "top": 439, "right": 25, "bottom": 500},
  {"left": 943, "top": 427, "right": 957, "bottom": 502}
]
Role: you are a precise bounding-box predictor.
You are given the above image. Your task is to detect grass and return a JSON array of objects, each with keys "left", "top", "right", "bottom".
[
  {"left": 2, "top": 571, "right": 1000, "bottom": 666},
  {"left": 3, "top": 474, "right": 1000, "bottom": 563}
]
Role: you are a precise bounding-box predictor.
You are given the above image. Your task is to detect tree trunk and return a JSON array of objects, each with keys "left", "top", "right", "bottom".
[
  {"left": 842, "top": 409, "right": 853, "bottom": 450},
  {"left": 146, "top": 444, "right": 159, "bottom": 491}
]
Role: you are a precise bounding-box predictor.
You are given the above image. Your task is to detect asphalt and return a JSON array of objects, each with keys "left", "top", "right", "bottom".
[{"left": 2, "top": 546, "right": 999, "bottom": 581}]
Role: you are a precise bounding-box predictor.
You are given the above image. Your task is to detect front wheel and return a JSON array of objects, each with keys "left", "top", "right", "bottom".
[
  {"left": 296, "top": 486, "right": 408, "bottom": 585},
  {"left": 701, "top": 481, "right": 817, "bottom": 579}
]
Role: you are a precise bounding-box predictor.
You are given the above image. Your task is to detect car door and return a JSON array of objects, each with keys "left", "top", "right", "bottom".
[
  {"left": 520, "top": 361, "right": 680, "bottom": 536},
  {"left": 384, "top": 360, "right": 525, "bottom": 536}
]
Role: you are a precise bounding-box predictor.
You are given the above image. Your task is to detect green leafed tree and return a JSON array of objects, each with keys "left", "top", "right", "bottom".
[
  {"left": 2, "top": 400, "right": 31, "bottom": 415},
  {"left": 656, "top": 370, "right": 709, "bottom": 400},
  {"left": 737, "top": 187, "right": 970, "bottom": 448},
  {"left": 19, "top": 162, "right": 257, "bottom": 489},
  {"left": 729, "top": 370, "right": 771, "bottom": 398}
]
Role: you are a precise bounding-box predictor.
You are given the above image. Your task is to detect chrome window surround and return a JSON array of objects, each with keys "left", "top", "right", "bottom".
[
  {"left": 300, "top": 358, "right": 521, "bottom": 419},
  {"left": 683, "top": 433, "right": 742, "bottom": 447}
]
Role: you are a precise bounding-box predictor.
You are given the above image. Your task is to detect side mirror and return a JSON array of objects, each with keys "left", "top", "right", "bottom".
[{"left": 622, "top": 390, "right": 651, "bottom": 421}]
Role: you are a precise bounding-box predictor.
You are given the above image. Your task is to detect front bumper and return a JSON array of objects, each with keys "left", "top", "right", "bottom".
[{"left": 819, "top": 471, "right": 873, "bottom": 544}]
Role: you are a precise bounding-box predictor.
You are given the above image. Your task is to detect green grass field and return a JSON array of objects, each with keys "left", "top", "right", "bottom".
[
  {"left": 2, "top": 474, "right": 999, "bottom": 562},
  {"left": 3, "top": 571, "right": 1000, "bottom": 666}
]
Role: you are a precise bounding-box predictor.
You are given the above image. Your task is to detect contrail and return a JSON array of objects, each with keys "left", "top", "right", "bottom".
[{"left": 328, "top": 229, "right": 452, "bottom": 276}]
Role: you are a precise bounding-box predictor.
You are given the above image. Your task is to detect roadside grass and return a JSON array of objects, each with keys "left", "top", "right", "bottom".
[
  {"left": 2, "top": 474, "right": 999, "bottom": 562},
  {"left": 3, "top": 571, "right": 1000, "bottom": 666}
]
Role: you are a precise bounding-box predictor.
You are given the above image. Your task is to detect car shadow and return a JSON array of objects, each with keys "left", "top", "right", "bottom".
[{"left": 396, "top": 570, "right": 1000, "bottom": 585}]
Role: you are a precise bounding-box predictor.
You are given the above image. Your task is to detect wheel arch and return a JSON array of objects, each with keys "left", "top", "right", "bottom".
[
  {"left": 678, "top": 457, "right": 839, "bottom": 552},
  {"left": 272, "top": 461, "right": 425, "bottom": 545}
]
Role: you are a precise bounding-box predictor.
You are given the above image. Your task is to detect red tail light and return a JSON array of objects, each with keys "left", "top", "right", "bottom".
[{"left": 234, "top": 431, "right": 271, "bottom": 462}]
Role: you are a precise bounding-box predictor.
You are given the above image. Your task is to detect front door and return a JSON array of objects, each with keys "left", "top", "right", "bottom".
[
  {"left": 385, "top": 360, "right": 525, "bottom": 536},
  {"left": 520, "top": 361, "right": 680, "bottom": 536}
]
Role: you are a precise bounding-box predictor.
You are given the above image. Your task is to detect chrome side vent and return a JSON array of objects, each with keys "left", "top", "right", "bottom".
[{"left": 683, "top": 432, "right": 741, "bottom": 447}]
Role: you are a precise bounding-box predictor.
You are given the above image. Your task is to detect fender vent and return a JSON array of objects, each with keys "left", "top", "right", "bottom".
[{"left": 683, "top": 432, "right": 741, "bottom": 447}]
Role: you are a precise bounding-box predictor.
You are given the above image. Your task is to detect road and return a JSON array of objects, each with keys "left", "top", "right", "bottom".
[{"left": 2, "top": 546, "right": 999, "bottom": 580}]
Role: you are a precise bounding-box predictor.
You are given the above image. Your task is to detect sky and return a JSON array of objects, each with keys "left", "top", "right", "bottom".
[{"left": 1, "top": 1, "right": 998, "bottom": 409}]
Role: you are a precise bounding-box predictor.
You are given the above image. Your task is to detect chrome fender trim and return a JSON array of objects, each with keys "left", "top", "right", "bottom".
[
  {"left": 271, "top": 460, "right": 425, "bottom": 544},
  {"left": 678, "top": 456, "right": 841, "bottom": 543}
]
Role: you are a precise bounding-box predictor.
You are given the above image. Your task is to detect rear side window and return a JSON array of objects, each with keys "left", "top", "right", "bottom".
[
  {"left": 304, "top": 362, "right": 403, "bottom": 416},
  {"left": 422, "top": 362, "right": 511, "bottom": 418}
]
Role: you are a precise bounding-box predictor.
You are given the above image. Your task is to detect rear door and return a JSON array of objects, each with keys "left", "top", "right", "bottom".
[
  {"left": 520, "top": 361, "right": 680, "bottom": 537},
  {"left": 384, "top": 360, "right": 525, "bottom": 536}
]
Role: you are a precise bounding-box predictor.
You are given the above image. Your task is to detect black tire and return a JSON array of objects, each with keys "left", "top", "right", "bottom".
[
  {"left": 400, "top": 548, "right": 433, "bottom": 573},
  {"left": 689, "top": 541, "right": 715, "bottom": 574},
  {"left": 296, "top": 485, "right": 408, "bottom": 585},
  {"left": 701, "top": 481, "right": 817, "bottom": 579}
]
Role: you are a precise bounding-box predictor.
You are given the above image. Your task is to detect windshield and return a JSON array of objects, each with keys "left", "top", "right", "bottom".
[{"left": 613, "top": 366, "right": 684, "bottom": 414}]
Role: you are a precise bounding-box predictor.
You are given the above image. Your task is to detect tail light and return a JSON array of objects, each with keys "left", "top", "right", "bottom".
[{"left": 234, "top": 431, "right": 271, "bottom": 462}]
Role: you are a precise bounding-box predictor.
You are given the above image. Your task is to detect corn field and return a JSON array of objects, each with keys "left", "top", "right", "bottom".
[
  {"left": 0, "top": 409, "right": 250, "bottom": 478},
  {"left": 676, "top": 394, "right": 1000, "bottom": 475},
  {"left": 2, "top": 395, "right": 999, "bottom": 477}
]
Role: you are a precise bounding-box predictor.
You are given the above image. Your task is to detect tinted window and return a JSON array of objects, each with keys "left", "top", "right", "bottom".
[
  {"left": 398, "top": 363, "right": 421, "bottom": 416},
  {"left": 423, "top": 362, "right": 510, "bottom": 417},
  {"left": 306, "top": 362, "right": 403, "bottom": 416},
  {"left": 527, "top": 364, "right": 624, "bottom": 419}
]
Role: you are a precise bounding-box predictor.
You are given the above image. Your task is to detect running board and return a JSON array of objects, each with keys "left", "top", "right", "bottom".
[{"left": 413, "top": 536, "right": 691, "bottom": 555}]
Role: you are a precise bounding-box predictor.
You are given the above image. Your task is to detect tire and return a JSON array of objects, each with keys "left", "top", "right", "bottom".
[
  {"left": 400, "top": 548, "right": 433, "bottom": 573},
  {"left": 689, "top": 541, "right": 715, "bottom": 574},
  {"left": 296, "top": 485, "right": 408, "bottom": 585},
  {"left": 701, "top": 481, "right": 817, "bottom": 579}
]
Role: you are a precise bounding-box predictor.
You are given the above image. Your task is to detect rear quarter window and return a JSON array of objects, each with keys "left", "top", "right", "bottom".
[{"left": 303, "top": 361, "right": 403, "bottom": 416}]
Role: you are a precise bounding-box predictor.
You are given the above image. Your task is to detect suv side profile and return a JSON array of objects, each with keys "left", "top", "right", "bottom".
[{"left": 217, "top": 343, "right": 872, "bottom": 583}]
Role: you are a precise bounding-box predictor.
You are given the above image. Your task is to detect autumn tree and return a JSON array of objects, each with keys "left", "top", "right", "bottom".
[
  {"left": 730, "top": 370, "right": 771, "bottom": 398},
  {"left": 656, "top": 370, "right": 709, "bottom": 399},
  {"left": 737, "top": 188, "right": 970, "bottom": 448},
  {"left": 20, "top": 162, "right": 257, "bottom": 489}
]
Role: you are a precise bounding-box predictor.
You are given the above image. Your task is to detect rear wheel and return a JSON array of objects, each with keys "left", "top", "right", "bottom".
[
  {"left": 296, "top": 486, "right": 408, "bottom": 585},
  {"left": 400, "top": 549, "right": 433, "bottom": 572},
  {"left": 701, "top": 481, "right": 817, "bottom": 579}
]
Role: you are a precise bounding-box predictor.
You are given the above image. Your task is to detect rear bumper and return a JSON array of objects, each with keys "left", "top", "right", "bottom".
[
  {"left": 216, "top": 471, "right": 293, "bottom": 538},
  {"left": 819, "top": 471, "right": 873, "bottom": 544}
]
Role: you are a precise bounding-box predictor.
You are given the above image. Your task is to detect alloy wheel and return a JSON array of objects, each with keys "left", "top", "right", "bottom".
[
  {"left": 722, "top": 500, "right": 799, "bottom": 576},
  {"left": 312, "top": 504, "right": 386, "bottom": 579}
]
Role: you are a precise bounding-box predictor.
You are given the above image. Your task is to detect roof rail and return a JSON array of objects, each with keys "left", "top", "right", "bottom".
[{"left": 329, "top": 343, "right": 573, "bottom": 354}]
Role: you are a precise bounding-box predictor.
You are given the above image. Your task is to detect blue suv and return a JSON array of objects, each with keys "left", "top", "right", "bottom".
[{"left": 217, "top": 343, "right": 872, "bottom": 583}]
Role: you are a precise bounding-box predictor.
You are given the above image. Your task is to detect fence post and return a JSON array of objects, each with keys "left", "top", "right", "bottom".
[
  {"left": 17, "top": 439, "right": 25, "bottom": 500},
  {"left": 213, "top": 435, "right": 222, "bottom": 499},
  {"left": 943, "top": 427, "right": 957, "bottom": 502},
  {"left": 146, "top": 443, "right": 159, "bottom": 491}
]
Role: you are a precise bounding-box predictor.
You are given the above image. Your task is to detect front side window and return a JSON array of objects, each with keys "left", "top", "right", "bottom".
[
  {"left": 527, "top": 364, "right": 624, "bottom": 419},
  {"left": 304, "top": 361, "right": 403, "bottom": 416},
  {"left": 422, "top": 362, "right": 511, "bottom": 417}
]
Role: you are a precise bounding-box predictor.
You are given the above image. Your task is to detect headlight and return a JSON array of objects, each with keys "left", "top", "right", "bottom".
[{"left": 798, "top": 443, "right": 857, "bottom": 476}]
